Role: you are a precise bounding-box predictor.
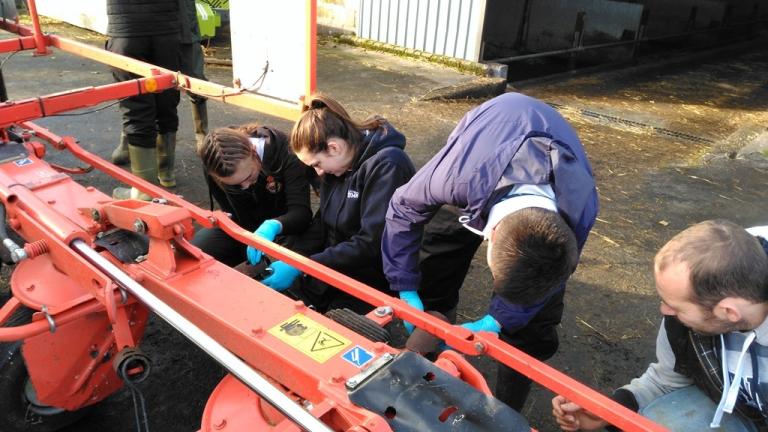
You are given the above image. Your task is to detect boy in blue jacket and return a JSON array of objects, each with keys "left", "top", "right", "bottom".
[{"left": 382, "top": 92, "right": 599, "bottom": 411}]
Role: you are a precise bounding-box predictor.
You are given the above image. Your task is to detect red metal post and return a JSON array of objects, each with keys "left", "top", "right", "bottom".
[{"left": 25, "top": 0, "right": 51, "bottom": 55}]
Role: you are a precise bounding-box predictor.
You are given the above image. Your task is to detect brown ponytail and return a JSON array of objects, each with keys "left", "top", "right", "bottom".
[{"left": 290, "top": 93, "right": 386, "bottom": 156}]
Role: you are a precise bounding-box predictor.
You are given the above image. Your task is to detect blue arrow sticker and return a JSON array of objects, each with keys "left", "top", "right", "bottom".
[
  {"left": 13, "top": 158, "right": 32, "bottom": 167},
  {"left": 341, "top": 346, "right": 374, "bottom": 368}
]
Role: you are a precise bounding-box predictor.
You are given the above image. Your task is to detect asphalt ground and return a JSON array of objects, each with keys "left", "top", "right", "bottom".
[{"left": 1, "top": 18, "right": 768, "bottom": 432}]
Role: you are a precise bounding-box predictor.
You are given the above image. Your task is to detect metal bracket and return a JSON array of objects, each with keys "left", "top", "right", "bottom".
[{"left": 345, "top": 352, "right": 395, "bottom": 390}]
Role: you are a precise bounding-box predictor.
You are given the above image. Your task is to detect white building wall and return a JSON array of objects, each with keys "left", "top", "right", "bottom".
[
  {"left": 36, "top": 0, "right": 108, "bottom": 34},
  {"left": 357, "top": 0, "right": 486, "bottom": 62},
  {"left": 318, "top": 0, "right": 359, "bottom": 33}
]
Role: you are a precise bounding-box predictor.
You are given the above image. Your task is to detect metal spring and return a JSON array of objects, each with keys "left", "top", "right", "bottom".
[{"left": 23, "top": 240, "right": 49, "bottom": 258}]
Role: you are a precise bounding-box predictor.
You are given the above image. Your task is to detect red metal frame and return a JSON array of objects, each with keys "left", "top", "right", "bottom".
[{"left": 0, "top": 3, "right": 667, "bottom": 431}]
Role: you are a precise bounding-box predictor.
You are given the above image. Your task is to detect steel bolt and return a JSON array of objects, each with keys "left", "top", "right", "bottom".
[
  {"left": 90, "top": 209, "right": 101, "bottom": 221},
  {"left": 374, "top": 306, "right": 393, "bottom": 317},
  {"left": 474, "top": 342, "right": 486, "bottom": 354},
  {"left": 133, "top": 219, "right": 146, "bottom": 234}
]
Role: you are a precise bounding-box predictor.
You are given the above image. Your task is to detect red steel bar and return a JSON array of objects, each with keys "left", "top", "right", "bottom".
[
  {"left": 0, "top": 299, "right": 111, "bottom": 342},
  {"left": 49, "top": 34, "right": 304, "bottom": 121},
  {"left": 0, "top": 73, "right": 176, "bottom": 128},
  {"left": 0, "top": 35, "right": 36, "bottom": 53},
  {"left": 0, "top": 16, "right": 33, "bottom": 36}
]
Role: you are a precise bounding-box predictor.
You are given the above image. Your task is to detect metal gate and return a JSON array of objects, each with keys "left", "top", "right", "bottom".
[{"left": 357, "top": 0, "right": 487, "bottom": 62}]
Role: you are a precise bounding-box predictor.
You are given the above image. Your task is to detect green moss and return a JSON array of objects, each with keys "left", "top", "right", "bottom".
[{"left": 326, "top": 34, "right": 488, "bottom": 76}]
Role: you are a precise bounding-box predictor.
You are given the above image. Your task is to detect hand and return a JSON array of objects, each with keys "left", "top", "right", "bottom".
[
  {"left": 247, "top": 220, "right": 282, "bottom": 265},
  {"left": 551, "top": 395, "right": 607, "bottom": 431},
  {"left": 460, "top": 314, "right": 501, "bottom": 334},
  {"left": 260, "top": 261, "right": 301, "bottom": 292},
  {"left": 399, "top": 290, "right": 424, "bottom": 334}
]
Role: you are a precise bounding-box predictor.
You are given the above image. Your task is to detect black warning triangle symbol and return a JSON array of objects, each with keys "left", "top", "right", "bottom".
[{"left": 310, "top": 331, "right": 345, "bottom": 352}]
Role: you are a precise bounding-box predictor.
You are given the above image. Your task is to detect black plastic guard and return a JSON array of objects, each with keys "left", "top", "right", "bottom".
[
  {"left": 347, "top": 352, "right": 530, "bottom": 431},
  {"left": 0, "top": 140, "right": 29, "bottom": 165},
  {"left": 95, "top": 229, "right": 149, "bottom": 264}
]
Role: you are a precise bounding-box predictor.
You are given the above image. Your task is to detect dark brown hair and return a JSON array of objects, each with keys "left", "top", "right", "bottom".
[
  {"left": 490, "top": 208, "right": 579, "bottom": 306},
  {"left": 198, "top": 127, "right": 256, "bottom": 179},
  {"left": 655, "top": 220, "right": 768, "bottom": 308},
  {"left": 290, "top": 93, "right": 385, "bottom": 157}
]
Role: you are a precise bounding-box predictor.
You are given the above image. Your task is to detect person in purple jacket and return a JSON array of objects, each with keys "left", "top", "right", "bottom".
[{"left": 382, "top": 92, "right": 599, "bottom": 411}]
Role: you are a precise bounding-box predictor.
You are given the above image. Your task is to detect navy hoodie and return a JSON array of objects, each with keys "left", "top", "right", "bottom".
[
  {"left": 309, "top": 122, "right": 415, "bottom": 292},
  {"left": 382, "top": 92, "right": 598, "bottom": 330}
]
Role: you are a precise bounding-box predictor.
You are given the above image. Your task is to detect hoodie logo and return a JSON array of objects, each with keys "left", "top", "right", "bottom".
[
  {"left": 265, "top": 175, "right": 282, "bottom": 194},
  {"left": 347, "top": 190, "right": 359, "bottom": 199}
]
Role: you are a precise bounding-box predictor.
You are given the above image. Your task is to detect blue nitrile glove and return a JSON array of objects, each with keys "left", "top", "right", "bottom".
[
  {"left": 260, "top": 261, "right": 301, "bottom": 292},
  {"left": 461, "top": 314, "right": 501, "bottom": 334},
  {"left": 399, "top": 290, "right": 424, "bottom": 334},
  {"left": 438, "top": 315, "right": 502, "bottom": 352},
  {"left": 247, "top": 219, "right": 282, "bottom": 265}
]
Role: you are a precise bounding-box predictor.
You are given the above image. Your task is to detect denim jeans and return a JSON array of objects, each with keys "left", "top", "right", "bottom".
[{"left": 640, "top": 385, "right": 757, "bottom": 432}]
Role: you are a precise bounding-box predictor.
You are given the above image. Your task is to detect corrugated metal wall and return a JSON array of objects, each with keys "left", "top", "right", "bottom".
[{"left": 357, "top": 0, "right": 486, "bottom": 61}]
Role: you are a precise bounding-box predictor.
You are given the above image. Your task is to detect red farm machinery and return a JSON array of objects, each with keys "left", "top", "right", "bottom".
[{"left": 0, "top": 2, "right": 666, "bottom": 431}]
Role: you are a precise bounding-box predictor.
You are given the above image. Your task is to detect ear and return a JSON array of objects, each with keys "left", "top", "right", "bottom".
[
  {"left": 714, "top": 297, "right": 744, "bottom": 323},
  {"left": 326, "top": 138, "right": 342, "bottom": 156}
]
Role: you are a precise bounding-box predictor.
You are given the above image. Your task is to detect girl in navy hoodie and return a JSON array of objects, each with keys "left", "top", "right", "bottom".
[{"left": 259, "top": 94, "right": 415, "bottom": 314}]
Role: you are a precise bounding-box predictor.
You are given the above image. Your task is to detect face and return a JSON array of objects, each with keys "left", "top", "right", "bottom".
[
  {"left": 216, "top": 156, "right": 261, "bottom": 190},
  {"left": 655, "top": 261, "right": 735, "bottom": 335},
  {"left": 296, "top": 137, "right": 354, "bottom": 177}
]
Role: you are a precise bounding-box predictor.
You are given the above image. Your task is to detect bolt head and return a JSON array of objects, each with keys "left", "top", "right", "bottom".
[
  {"left": 474, "top": 342, "right": 486, "bottom": 354},
  {"left": 133, "top": 219, "right": 146, "bottom": 233},
  {"left": 374, "top": 306, "right": 393, "bottom": 317}
]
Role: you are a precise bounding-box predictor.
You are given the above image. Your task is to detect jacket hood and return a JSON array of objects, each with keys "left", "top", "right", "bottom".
[{"left": 352, "top": 121, "right": 406, "bottom": 170}]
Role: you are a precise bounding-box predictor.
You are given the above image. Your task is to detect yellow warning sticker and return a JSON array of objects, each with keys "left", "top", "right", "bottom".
[{"left": 269, "top": 313, "right": 351, "bottom": 363}]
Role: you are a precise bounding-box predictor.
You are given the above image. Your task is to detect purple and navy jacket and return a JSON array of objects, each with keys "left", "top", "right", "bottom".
[{"left": 382, "top": 92, "right": 599, "bottom": 330}]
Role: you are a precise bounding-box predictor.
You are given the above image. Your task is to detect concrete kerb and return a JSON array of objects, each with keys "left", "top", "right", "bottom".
[{"left": 333, "top": 34, "right": 509, "bottom": 101}]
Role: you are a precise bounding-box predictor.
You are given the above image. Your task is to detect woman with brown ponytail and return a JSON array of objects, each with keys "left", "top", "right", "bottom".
[
  {"left": 259, "top": 93, "right": 416, "bottom": 315},
  {"left": 191, "top": 124, "right": 312, "bottom": 267}
]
